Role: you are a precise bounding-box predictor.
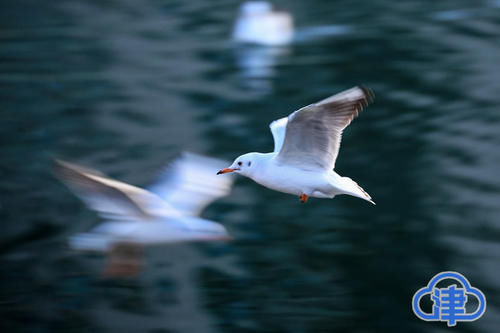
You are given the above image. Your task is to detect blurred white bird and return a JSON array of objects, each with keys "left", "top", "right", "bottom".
[
  {"left": 232, "top": 1, "right": 293, "bottom": 46},
  {"left": 217, "top": 87, "right": 375, "bottom": 204},
  {"left": 55, "top": 153, "right": 234, "bottom": 253}
]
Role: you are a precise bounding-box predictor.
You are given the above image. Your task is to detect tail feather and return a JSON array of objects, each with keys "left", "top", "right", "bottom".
[{"left": 340, "top": 177, "right": 375, "bottom": 205}]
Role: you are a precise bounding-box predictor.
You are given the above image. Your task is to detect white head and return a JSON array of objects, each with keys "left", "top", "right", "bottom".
[{"left": 217, "top": 152, "right": 264, "bottom": 178}]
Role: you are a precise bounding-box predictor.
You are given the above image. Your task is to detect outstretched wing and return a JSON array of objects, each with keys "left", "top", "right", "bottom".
[
  {"left": 276, "top": 86, "right": 373, "bottom": 170},
  {"left": 54, "top": 160, "right": 168, "bottom": 219},
  {"left": 148, "top": 152, "right": 234, "bottom": 216},
  {"left": 269, "top": 117, "right": 288, "bottom": 152}
]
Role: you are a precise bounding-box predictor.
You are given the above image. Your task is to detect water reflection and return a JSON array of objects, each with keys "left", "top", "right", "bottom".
[{"left": 234, "top": 45, "right": 290, "bottom": 94}]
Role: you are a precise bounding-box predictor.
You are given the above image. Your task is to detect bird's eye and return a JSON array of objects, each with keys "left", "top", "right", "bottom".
[
  {"left": 248, "top": 161, "right": 251, "bottom": 166},
  {"left": 237, "top": 161, "right": 242, "bottom": 166}
]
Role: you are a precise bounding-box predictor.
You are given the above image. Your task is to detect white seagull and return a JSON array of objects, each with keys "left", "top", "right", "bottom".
[
  {"left": 217, "top": 86, "right": 375, "bottom": 204},
  {"left": 232, "top": 1, "right": 294, "bottom": 46},
  {"left": 55, "top": 153, "right": 234, "bottom": 252}
]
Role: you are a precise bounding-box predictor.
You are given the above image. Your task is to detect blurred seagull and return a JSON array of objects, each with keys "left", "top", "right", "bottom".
[
  {"left": 55, "top": 153, "right": 234, "bottom": 252},
  {"left": 218, "top": 87, "right": 375, "bottom": 204},
  {"left": 232, "top": 1, "right": 293, "bottom": 46}
]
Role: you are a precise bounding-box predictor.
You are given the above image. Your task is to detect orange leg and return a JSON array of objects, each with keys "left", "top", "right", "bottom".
[{"left": 300, "top": 193, "right": 308, "bottom": 203}]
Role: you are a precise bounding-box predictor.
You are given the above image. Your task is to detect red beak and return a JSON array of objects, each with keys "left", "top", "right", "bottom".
[{"left": 217, "top": 168, "right": 237, "bottom": 175}]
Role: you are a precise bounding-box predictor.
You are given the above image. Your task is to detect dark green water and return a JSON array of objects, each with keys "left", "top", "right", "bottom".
[{"left": 1, "top": 0, "right": 500, "bottom": 332}]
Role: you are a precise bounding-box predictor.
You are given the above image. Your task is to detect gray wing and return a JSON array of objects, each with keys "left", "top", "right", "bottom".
[
  {"left": 54, "top": 160, "right": 169, "bottom": 219},
  {"left": 148, "top": 152, "right": 234, "bottom": 216},
  {"left": 269, "top": 117, "right": 288, "bottom": 152},
  {"left": 276, "top": 86, "right": 373, "bottom": 170}
]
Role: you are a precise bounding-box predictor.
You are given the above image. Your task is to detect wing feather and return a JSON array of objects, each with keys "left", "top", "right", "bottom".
[
  {"left": 148, "top": 153, "right": 234, "bottom": 216},
  {"left": 269, "top": 117, "right": 288, "bottom": 152},
  {"left": 54, "top": 160, "right": 165, "bottom": 219},
  {"left": 276, "top": 86, "right": 373, "bottom": 170}
]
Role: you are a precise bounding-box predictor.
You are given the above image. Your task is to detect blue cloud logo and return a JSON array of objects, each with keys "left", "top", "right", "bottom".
[{"left": 412, "top": 271, "right": 486, "bottom": 326}]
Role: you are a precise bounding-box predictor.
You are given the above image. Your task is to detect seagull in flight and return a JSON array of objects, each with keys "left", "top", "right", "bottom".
[
  {"left": 217, "top": 86, "right": 375, "bottom": 204},
  {"left": 55, "top": 153, "right": 234, "bottom": 252},
  {"left": 232, "top": 1, "right": 294, "bottom": 46}
]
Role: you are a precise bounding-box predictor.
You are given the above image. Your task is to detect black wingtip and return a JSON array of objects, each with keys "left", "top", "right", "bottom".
[
  {"left": 358, "top": 85, "right": 374, "bottom": 106},
  {"left": 52, "top": 158, "right": 72, "bottom": 179}
]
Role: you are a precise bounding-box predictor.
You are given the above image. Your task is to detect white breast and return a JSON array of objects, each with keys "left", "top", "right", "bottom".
[{"left": 251, "top": 157, "right": 332, "bottom": 196}]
